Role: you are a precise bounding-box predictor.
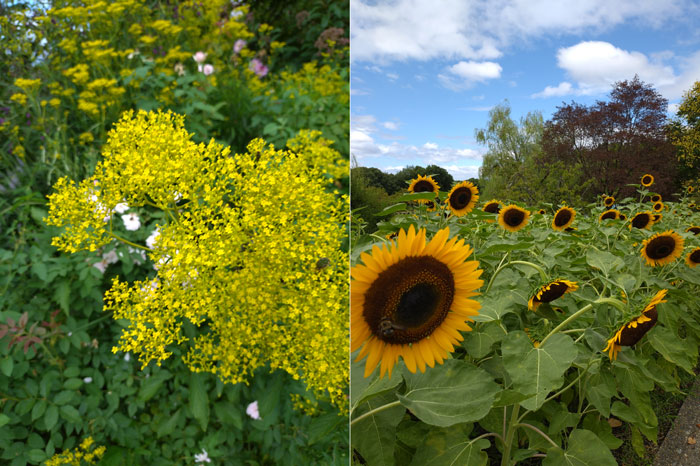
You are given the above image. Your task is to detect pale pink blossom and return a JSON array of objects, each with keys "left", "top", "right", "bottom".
[
  {"left": 246, "top": 400, "right": 261, "bottom": 420},
  {"left": 233, "top": 39, "right": 246, "bottom": 54},
  {"left": 192, "top": 51, "right": 207, "bottom": 64},
  {"left": 202, "top": 64, "right": 214, "bottom": 76},
  {"left": 249, "top": 58, "right": 268, "bottom": 78}
]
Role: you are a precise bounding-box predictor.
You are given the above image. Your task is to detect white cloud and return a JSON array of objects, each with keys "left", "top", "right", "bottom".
[
  {"left": 533, "top": 41, "right": 700, "bottom": 100},
  {"left": 667, "top": 103, "right": 680, "bottom": 115},
  {"left": 449, "top": 61, "right": 502, "bottom": 81},
  {"left": 423, "top": 142, "right": 438, "bottom": 149},
  {"left": 386, "top": 72, "right": 399, "bottom": 81},
  {"left": 383, "top": 121, "right": 399, "bottom": 130},
  {"left": 351, "top": 0, "right": 689, "bottom": 64}
]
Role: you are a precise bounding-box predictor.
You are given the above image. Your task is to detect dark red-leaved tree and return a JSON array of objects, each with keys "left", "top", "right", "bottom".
[{"left": 541, "top": 76, "right": 677, "bottom": 200}]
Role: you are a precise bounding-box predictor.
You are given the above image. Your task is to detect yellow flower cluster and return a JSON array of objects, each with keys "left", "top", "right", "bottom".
[
  {"left": 14, "top": 78, "right": 42, "bottom": 92},
  {"left": 45, "top": 436, "right": 106, "bottom": 466},
  {"left": 48, "top": 110, "right": 349, "bottom": 410},
  {"left": 286, "top": 130, "right": 349, "bottom": 181}
]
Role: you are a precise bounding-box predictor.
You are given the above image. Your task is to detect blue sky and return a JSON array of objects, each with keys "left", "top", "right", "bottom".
[{"left": 350, "top": 0, "right": 700, "bottom": 180}]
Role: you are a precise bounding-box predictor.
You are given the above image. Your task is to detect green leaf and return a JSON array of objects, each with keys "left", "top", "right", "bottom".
[
  {"left": 157, "top": 408, "right": 182, "bottom": 438},
  {"left": 189, "top": 372, "right": 210, "bottom": 431},
  {"left": 352, "top": 392, "right": 405, "bottom": 466},
  {"left": 585, "top": 248, "right": 624, "bottom": 277},
  {"left": 583, "top": 370, "right": 616, "bottom": 418},
  {"left": 462, "top": 323, "right": 505, "bottom": 358},
  {"left": 44, "top": 405, "right": 58, "bottom": 430},
  {"left": 470, "top": 294, "right": 517, "bottom": 322},
  {"left": 54, "top": 280, "right": 71, "bottom": 313},
  {"left": 138, "top": 372, "right": 170, "bottom": 402},
  {"left": 32, "top": 262, "right": 48, "bottom": 282},
  {"left": 398, "top": 359, "right": 499, "bottom": 427},
  {"left": 351, "top": 359, "right": 403, "bottom": 413},
  {"left": 31, "top": 400, "right": 47, "bottom": 421},
  {"left": 307, "top": 412, "right": 345, "bottom": 445},
  {"left": 27, "top": 449, "right": 46, "bottom": 462},
  {"left": 543, "top": 429, "right": 616, "bottom": 466},
  {"left": 63, "top": 378, "right": 83, "bottom": 390},
  {"left": 374, "top": 203, "right": 407, "bottom": 217},
  {"left": 647, "top": 326, "right": 696, "bottom": 374},
  {"left": 59, "top": 405, "right": 81, "bottom": 424},
  {"left": 409, "top": 424, "right": 489, "bottom": 466},
  {"left": 502, "top": 332, "right": 578, "bottom": 411},
  {"left": 0, "top": 357, "right": 13, "bottom": 377},
  {"left": 398, "top": 192, "right": 439, "bottom": 202},
  {"left": 630, "top": 425, "right": 646, "bottom": 458},
  {"left": 0, "top": 413, "right": 10, "bottom": 428}
]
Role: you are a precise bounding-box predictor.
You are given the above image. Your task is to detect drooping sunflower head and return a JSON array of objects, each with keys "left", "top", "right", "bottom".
[
  {"left": 425, "top": 200, "right": 438, "bottom": 212},
  {"left": 552, "top": 206, "right": 576, "bottom": 231},
  {"left": 620, "top": 214, "right": 627, "bottom": 221},
  {"left": 528, "top": 279, "right": 578, "bottom": 311},
  {"left": 688, "top": 186, "right": 695, "bottom": 194},
  {"left": 640, "top": 230, "right": 684, "bottom": 267},
  {"left": 603, "top": 290, "right": 667, "bottom": 360},
  {"left": 686, "top": 226, "right": 700, "bottom": 235},
  {"left": 498, "top": 205, "right": 530, "bottom": 232},
  {"left": 641, "top": 174, "right": 654, "bottom": 187},
  {"left": 652, "top": 214, "right": 662, "bottom": 223},
  {"left": 652, "top": 202, "right": 664, "bottom": 212},
  {"left": 599, "top": 209, "right": 619, "bottom": 222},
  {"left": 447, "top": 181, "right": 479, "bottom": 217},
  {"left": 629, "top": 211, "right": 653, "bottom": 230},
  {"left": 686, "top": 248, "right": 700, "bottom": 268},
  {"left": 483, "top": 199, "right": 502, "bottom": 214},
  {"left": 603, "top": 196, "right": 615, "bottom": 207},
  {"left": 408, "top": 175, "right": 440, "bottom": 195},
  {"left": 351, "top": 226, "right": 484, "bottom": 378}
]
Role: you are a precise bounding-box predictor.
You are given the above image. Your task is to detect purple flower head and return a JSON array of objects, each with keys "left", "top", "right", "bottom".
[
  {"left": 249, "top": 58, "right": 268, "bottom": 78},
  {"left": 233, "top": 39, "right": 246, "bottom": 54}
]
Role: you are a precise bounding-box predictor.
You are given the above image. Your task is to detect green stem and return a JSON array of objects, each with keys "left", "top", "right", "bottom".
[
  {"left": 350, "top": 400, "right": 402, "bottom": 427},
  {"left": 509, "top": 261, "right": 548, "bottom": 282},
  {"left": 71, "top": 311, "right": 114, "bottom": 333},
  {"left": 544, "top": 362, "right": 595, "bottom": 405},
  {"left": 108, "top": 233, "right": 149, "bottom": 251},
  {"left": 500, "top": 404, "right": 520, "bottom": 466},
  {"left": 539, "top": 298, "right": 626, "bottom": 346},
  {"left": 515, "top": 423, "right": 559, "bottom": 449}
]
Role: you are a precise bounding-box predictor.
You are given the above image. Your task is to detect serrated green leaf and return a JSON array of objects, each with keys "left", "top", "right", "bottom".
[
  {"left": 502, "top": 332, "right": 578, "bottom": 411},
  {"left": 59, "top": 405, "right": 81, "bottom": 424},
  {"left": 585, "top": 248, "right": 624, "bottom": 277},
  {"left": 398, "top": 359, "right": 499, "bottom": 427},
  {"left": 157, "top": 408, "right": 182, "bottom": 438},
  {"left": 462, "top": 323, "right": 506, "bottom": 358},
  {"left": 54, "top": 280, "right": 71, "bottom": 313}
]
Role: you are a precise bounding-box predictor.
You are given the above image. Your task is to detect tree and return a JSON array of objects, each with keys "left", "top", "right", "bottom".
[
  {"left": 541, "top": 76, "right": 677, "bottom": 200},
  {"left": 667, "top": 81, "right": 700, "bottom": 189},
  {"left": 393, "top": 165, "right": 454, "bottom": 192},
  {"left": 351, "top": 166, "right": 400, "bottom": 194}
]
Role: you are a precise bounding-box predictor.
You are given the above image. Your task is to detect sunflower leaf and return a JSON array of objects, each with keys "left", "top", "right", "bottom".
[
  {"left": 647, "top": 326, "right": 697, "bottom": 375},
  {"left": 350, "top": 359, "right": 403, "bottom": 413},
  {"left": 352, "top": 392, "right": 406, "bottom": 466},
  {"left": 408, "top": 424, "right": 489, "bottom": 466},
  {"left": 375, "top": 203, "right": 408, "bottom": 217},
  {"left": 502, "top": 332, "right": 578, "bottom": 411},
  {"left": 542, "top": 429, "right": 616, "bottom": 466},
  {"left": 462, "top": 323, "right": 506, "bottom": 358},
  {"left": 470, "top": 294, "right": 518, "bottom": 322},
  {"left": 398, "top": 192, "right": 440, "bottom": 202},
  {"left": 585, "top": 248, "right": 624, "bottom": 277},
  {"left": 398, "top": 359, "right": 499, "bottom": 427}
]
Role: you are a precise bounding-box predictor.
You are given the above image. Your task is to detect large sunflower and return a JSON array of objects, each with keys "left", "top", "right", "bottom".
[
  {"left": 408, "top": 175, "right": 440, "bottom": 195},
  {"left": 528, "top": 279, "right": 578, "bottom": 311},
  {"left": 498, "top": 205, "right": 530, "bottom": 232},
  {"left": 447, "top": 181, "right": 479, "bottom": 217},
  {"left": 686, "top": 248, "right": 700, "bottom": 268},
  {"left": 640, "top": 230, "right": 684, "bottom": 267},
  {"left": 641, "top": 174, "right": 654, "bottom": 187},
  {"left": 629, "top": 211, "right": 653, "bottom": 230},
  {"left": 552, "top": 206, "right": 576, "bottom": 231},
  {"left": 603, "top": 196, "right": 615, "bottom": 207},
  {"left": 599, "top": 209, "right": 619, "bottom": 222},
  {"left": 351, "top": 226, "right": 483, "bottom": 378},
  {"left": 603, "top": 290, "right": 667, "bottom": 360}
]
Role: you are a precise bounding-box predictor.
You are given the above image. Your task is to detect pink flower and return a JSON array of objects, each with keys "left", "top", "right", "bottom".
[
  {"left": 202, "top": 64, "right": 214, "bottom": 76},
  {"left": 192, "top": 51, "right": 207, "bottom": 64},
  {"left": 233, "top": 39, "right": 246, "bottom": 54},
  {"left": 249, "top": 58, "right": 268, "bottom": 78}
]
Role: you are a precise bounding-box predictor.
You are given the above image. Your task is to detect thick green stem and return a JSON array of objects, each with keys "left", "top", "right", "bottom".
[
  {"left": 539, "top": 298, "right": 626, "bottom": 346},
  {"left": 509, "top": 261, "right": 548, "bottom": 282},
  {"left": 350, "top": 400, "right": 402, "bottom": 427},
  {"left": 108, "top": 232, "right": 149, "bottom": 251},
  {"left": 516, "top": 423, "right": 559, "bottom": 449},
  {"left": 500, "top": 404, "right": 520, "bottom": 466}
]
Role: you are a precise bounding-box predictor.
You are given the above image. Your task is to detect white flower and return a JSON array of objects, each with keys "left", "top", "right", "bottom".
[
  {"left": 102, "top": 250, "right": 119, "bottom": 265},
  {"left": 194, "top": 448, "right": 211, "bottom": 464},
  {"left": 174, "top": 62, "right": 185, "bottom": 76},
  {"left": 92, "top": 259, "right": 108, "bottom": 273},
  {"left": 246, "top": 401, "right": 261, "bottom": 420},
  {"left": 233, "top": 39, "right": 246, "bottom": 54},
  {"left": 193, "top": 51, "right": 207, "bottom": 64},
  {"left": 127, "top": 246, "right": 147, "bottom": 264},
  {"left": 114, "top": 202, "right": 129, "bottom": 214},
  {"left": 121, "top": 213, "right": 141, "bottom": 231},
  {"left": 146, "top": 228, "right": 160, "bottom": 249},
  {"left": 124, "top": 353, "right": 131, "bottom": 362},
  {"left": 83, "top": 377, "right": 93, "bottom": 383},
  {"left": 202, "top": 64, "right": 214, "bottom": 76},
  {"left": 127, "top": 50, "right": 140, "bottom": 59}
]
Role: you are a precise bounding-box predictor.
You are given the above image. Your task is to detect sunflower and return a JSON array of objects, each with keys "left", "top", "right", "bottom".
[
  {"left": 482, "top": 199, "right": 502, "bottom": 214},
  {"left": 652, "top": 202, "right": 664, "bottom": 212},
  {"left": 640, "top": 230, "right": 684, "bottom": 267},
  {"left": 603, "top": 196, "right": 615, "bottom": 207},
  {"left": 620, "top": 214, "right": 627, "bottom": 221},
  {"left": 552, "top": 206, "right": 576, "bottom": 231},
  {"left": 650, "top": 194, "right": 662, "bottom": 203},
  {"left": 498, "top": 205, "right": 530, "bottom": 232},
  {"left": 686, "top": 226, "right": 700, "bottom": 235},
  {"left": 688, "top": 186, "right": 695, "bottom": 194},
  {"left": 641, "top": 174, "right": 654, "bottom": 187},
  {"left": 385, "top": 231, "right": 399, "bottom": 240},
  {"left": 408, "top": 175, "right": 439, "bottom": 206},
  {"left": 599, "top": 209, "right": 619, "bottom": 222},
  {"left": 538, "top": 209, "right": 546, "bottom": 215},
  {"left": 652, "top": 214, "right": 662, "bottom": 223},
  {"left": 425, "top": 200, "right": 437, "bottom": 212},
  {"left": 528, "top": 279, "right": 578, "bottom": 311},
  {"left": 446, "top": 181, "right": 479, "bottom": 217},
  {"left": 629, "top": 211, "right": 653, "bottom": 230},
  {"left": 351, "top": 226, "right": 483, "bottom": 378},
  {"left": 686, "top": 248, "right": 700, "bottom": 268},
  {"left": 690, "top": 203, "right": 697, "bottom": 209},
  {"left": 603, "top": 290, "right": 667, "bottom": 360}
]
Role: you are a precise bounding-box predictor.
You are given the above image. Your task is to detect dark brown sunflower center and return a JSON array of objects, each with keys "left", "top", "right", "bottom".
[
  {"left": 653, "top": 203, "right": 663, "bottom": 211},
  {"left": 503, "top": 208, "right": 525, "bottom": 227},
  {"left": 604, "top": 198, "right": 613, "bottom": 206},
  {"left": 554, "top": 210, "right": 572, "bottom": 227},
  {"left": 601, "top": 210, "right": 617, "bottom": 220},
  {"left": 690, "top": 250, "right": 700, "bottom": 264},
  {"left": 619, "top": 307, "right": 658, "bottom": 346},
  {"left": 690, "top": 227, "right": 700, "bottom": 235},
  {"left": 651, "top": 195, "right": 661, "bottom": 202},
  {"left": 646, "top": 236, "right": 676, "bottom": 259},
  {"left": 642, "top": 175, "right": 653, "bottom": 185},
  {"left": 631, "top": 214, "right": 651, "bottom": 229},
  {"left": 484, "top": 203, "right": 500, "bottom": 214},
  {"left": 413, "top": 180, "right": 435, "bottom": 193},
  {"left": 537, "top": 282, "right": 569, "bottom": 303},
  {"left": 363, "top": 256, "right": 454, "bottom": 344},
  {"left": 450, "top": 187, "right": 471, "bottom": 209}
]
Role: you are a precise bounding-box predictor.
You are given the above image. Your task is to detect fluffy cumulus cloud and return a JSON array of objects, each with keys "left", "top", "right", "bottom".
[
  {"left": 351, "top": 0, "right": 688, "bottom": 64},
  {"left": 438, "top": 60, "right": 502, "bottom": 90},
  {"left": 533, "top": 41, "right": 700, "bottom": 100}
]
